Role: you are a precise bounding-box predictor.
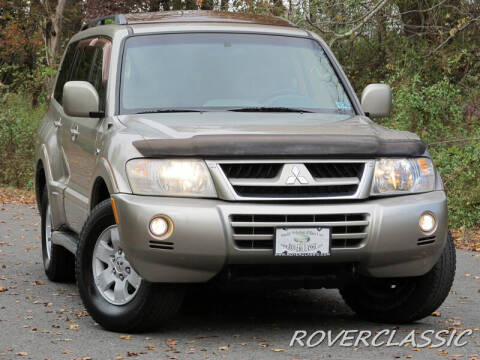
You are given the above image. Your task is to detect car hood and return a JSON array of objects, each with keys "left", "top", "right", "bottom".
[{"left": 118, "top": 112, "right": 426, "bottom": 158}]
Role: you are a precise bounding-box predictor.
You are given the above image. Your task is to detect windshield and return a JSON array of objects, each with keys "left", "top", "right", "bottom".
[{"left": 120, "top": 33, "right": 354, "bottom": 114}]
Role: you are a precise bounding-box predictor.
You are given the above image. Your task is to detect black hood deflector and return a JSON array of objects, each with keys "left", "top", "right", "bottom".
[{"left": 133, "top": 134, "right": 426, "bottom": 158}]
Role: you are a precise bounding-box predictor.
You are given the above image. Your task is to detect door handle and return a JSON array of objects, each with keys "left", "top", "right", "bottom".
[
  {"left": 70, "top": 124, "right": 80, "bottom": 141},
  {"left": 53, "top": 118, "right": 62, "bottom": 128}
]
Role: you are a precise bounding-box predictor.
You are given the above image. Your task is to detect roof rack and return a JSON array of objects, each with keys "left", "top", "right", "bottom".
[
  {"left": 80, "top": 14, "right": 127, "bottom": 31},
  {"left": 80, "top": 11, "right": 296, "bottom": 31}
]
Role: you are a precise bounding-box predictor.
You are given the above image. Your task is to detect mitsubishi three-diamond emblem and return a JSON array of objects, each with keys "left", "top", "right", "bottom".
[{"left": 286, "top": 166, "right": 309, "bottom": 185}]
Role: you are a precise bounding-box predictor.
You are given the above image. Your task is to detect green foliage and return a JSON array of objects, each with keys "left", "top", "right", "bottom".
[
  {"left": 0, "top": 94, "right": 46, "bottom": 189},
  {"left": 0, "top": 1, "right": 479, "bottom": 231},
  {"left": 331, "top": 28, "right": 480, "bottom": 230},
  {"left": 432, "top": 137, "right": 480, "bottom": 229},
  {"left": 387, "top": 79, "right": 480, "bottom": 228}
]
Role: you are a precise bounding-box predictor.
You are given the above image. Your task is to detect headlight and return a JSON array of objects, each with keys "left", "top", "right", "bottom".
[
  {"left": 371, "top": 158, "right": 435, "bottom": 195},
  {"left": 126, "top": 159, "right": 217, "bottom": 198}
]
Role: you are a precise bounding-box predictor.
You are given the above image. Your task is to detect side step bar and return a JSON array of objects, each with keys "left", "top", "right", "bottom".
[{"left": 51, "top": 231, "right": 78, "bottom": 255}]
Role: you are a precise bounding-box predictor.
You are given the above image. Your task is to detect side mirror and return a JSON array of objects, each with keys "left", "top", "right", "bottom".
[
  {"left": 63, "top": 81, "right": 101, "bottom": 118},
  {"left": 361, "top": 84, "right": 392, "bottom": 118}
]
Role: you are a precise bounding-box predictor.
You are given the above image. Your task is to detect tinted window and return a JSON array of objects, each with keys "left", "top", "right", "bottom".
[
  {"left": 120, "top": 33, "right": 354, "bottom": 114},
  {"left": 70, "top": 45, "right": 96, "bottom": 83},
  {"left": 90, "top": 47, "right": 107, "bottom": 110},
  {"left": 53, "top": 42, "right": 77, "bottom": 104},
  {"left": 69, "top": 38, "right": 110, "bottom": 111}
]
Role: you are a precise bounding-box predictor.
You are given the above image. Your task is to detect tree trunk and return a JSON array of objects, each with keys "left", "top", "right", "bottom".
[
  {"left": 44, "top": 0, "right": 67, "bottom": 68},
  {"left": 377, "top": 7, "right": 394, "bottom": 63},
  {"left": 160, "top": 0, "right": 171, "bottom": 11},
  {"left": 150, "top": 0, "right": 162, "bottom": 11},
  {"left": 185, "top": 0, "right": 197, "bottom": 10},
  {"left": 308, "top": 0, "right": 316, "bottom": 24},
  {"left": 172, "top": 0, "right": 182, "bottom": 10},
  {"left": 201, "top": 0, "right": 214, "bottom": 10},
  {"left": 272, "top": 0, "right": 285, "bottom": 16}
]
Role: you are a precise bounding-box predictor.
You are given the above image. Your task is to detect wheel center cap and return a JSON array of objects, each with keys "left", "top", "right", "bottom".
[{"left": 113, "top": 253, "right": 129, "bottom": 276}]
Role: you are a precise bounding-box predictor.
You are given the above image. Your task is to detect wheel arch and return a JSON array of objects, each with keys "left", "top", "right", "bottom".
[
  {"left": 90, "top": 176, "right": 111, "bottom": 210},
  {"left": 35, "top": 144, "right": 68, "bottom": 227},
  {"left": 90, "top": 158, "right": 120, "bottom": 210},
  {"left": 35, "top": 159, "right": 47, "bottom": 212}
]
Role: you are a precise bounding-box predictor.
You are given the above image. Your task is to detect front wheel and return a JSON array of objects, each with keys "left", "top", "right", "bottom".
[
  {"left": 340, "top": 232, "right": 456, "bottom": 323},
  {"left": 76, "top": 199, "right": 184, "bottom": 332}
]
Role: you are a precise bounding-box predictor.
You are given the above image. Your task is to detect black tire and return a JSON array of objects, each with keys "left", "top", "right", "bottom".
[
  {"left": 41, "top": 185, "right": 75, "bottom": 282},
  {"left": 340, "top": 232, "right": 456, "bottom": 324},
  {"left": 76, "top": 199, "right": 184, "bottom": 332}
]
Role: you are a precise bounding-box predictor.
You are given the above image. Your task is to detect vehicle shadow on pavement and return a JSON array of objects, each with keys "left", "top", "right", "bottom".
[{"left": 176, "top": 287, "right": 365, "bottom": 330}]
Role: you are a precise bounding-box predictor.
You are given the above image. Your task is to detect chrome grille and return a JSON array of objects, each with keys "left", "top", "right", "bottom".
[
  {"left": 211, "top": 160, "right": 373, "bottom": 201},
  {"left": 221, "top": 163, "right": 282, "bottom": 179},
  {"left": 230, "top": 213, "right": 369, "bottom": 250},
  {"left": 305, "top": 163, "right": 364, "bottom": 179},
  {"left": 233, "top": 185, "right": 357, "bottom": 198}
]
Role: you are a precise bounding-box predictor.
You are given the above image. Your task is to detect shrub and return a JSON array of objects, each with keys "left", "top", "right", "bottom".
[
  {"left": 0, "top": 93, "right": 46, "bottom": 189},
  {"left": 377, "top": 78, "right": 480, "bottom": 229}
]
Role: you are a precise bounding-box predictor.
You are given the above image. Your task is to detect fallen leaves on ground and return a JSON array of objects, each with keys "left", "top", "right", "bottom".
[
  {"left": 452, "top": 228, "right": 480, "bottom": 252},
  {"left": 0, "top": 187, "right": 35, "bottom": 205},
  {"left": 119, "top": 335, "right": 132, "bottom": 340}
]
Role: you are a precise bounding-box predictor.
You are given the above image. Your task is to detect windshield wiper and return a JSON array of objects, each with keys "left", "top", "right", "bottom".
[
  {"left": 136, "top": 109, "right": 202, "bottom": 114},
  {"left": 228, "top": 106, "right": 313, "bottom": 113}
]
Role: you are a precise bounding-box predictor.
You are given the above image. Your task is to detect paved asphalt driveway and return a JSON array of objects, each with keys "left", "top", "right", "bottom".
[{"left": 0, "top": 204, "right": 479, "bottom": 360}]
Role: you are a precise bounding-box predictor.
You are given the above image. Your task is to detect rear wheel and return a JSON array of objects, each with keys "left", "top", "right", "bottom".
[
  {"left": 340, "top": 232, "right": 456, "bottom": 323},
  {"left": 76, "top": 199, "right": 184, "bottom": 332},
  {"left": 41, "top": 186, "right": 75, "bottom": 282}
]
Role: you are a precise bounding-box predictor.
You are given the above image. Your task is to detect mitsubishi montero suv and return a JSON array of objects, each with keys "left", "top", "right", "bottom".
[{"left": 35, "top": 10, "right": 455, "bottom": 332}]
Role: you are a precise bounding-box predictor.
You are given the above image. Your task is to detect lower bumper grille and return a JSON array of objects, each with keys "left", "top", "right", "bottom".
[
  {"left": 212, "top": 264, "right": 357, "bottom": 289},
  {"left": 149, "top": 240, "right": 174, "bottom": 250},
  {"left": 230, "top": 213, "right": 369, "bottom": 250},
  {"left": 233, "top": 185, "right": 358, "bottom": 198},
  {"left": 417, "top": 236, "right": 436, "bottom": 246}
]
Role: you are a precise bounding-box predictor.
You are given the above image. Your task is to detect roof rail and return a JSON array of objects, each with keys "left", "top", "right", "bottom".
[
  {"left": 80, "top": 14, "right": 127, "bottom": 31},
  {"left": 80, "top": 11, "right": 297, "bottom": 31}
]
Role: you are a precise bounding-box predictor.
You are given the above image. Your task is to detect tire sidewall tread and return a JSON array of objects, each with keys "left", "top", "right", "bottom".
[
  {"left": 340, "top": 232, "right": 456, "bottom": 324},
  {"left": 76, "top": 199, "right": 184, "bottom": 332}
]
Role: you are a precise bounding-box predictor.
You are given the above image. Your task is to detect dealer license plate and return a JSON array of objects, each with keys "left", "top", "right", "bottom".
[{"left": 274, "top": 227, "right": 330, "bottom": 256}]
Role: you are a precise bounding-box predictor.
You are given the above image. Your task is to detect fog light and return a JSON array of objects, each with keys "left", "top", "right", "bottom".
[
  {"left": 419, "top": 212, "right": 436, "bottom": 233},
  {"left": 149, "top": 215, "right": 173, "bottom": 239}
]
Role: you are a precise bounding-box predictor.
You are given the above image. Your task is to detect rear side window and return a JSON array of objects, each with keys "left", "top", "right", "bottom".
[{"left": 53, "top": 42, "right": 77, "bottom": 104}]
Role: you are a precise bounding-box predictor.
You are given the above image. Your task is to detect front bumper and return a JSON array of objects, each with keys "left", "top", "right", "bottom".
[{"left": 112, "top": 191, "right": 448, "bottom": 283}]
